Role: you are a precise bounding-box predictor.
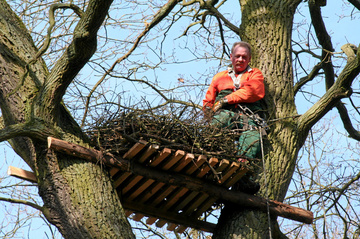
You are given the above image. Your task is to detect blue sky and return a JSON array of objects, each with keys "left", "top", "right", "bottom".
[{"left": 0, "top": 0, "right": 359, "bottom": 238}]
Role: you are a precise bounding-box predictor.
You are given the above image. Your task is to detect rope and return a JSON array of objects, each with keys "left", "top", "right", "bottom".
[
  {"left": 259, "top": 129, "right": 272, "bottom": 238},
  {"left": 236, "top": 104, "right": 272, "bottom": 236}
]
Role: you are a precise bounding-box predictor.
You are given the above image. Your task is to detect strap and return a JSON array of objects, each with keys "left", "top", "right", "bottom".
[{"left": 227, "top": 66, "right": 251, "bottom": 90}]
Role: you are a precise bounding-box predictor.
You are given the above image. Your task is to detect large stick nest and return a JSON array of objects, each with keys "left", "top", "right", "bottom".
[{"left": 87, "top": 106, "right": 253, "bottom": 163}]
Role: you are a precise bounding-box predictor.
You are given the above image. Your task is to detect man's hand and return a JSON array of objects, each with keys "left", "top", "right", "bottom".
[{"left": 212, "top": 98, "right": 228, "bottom": 113}]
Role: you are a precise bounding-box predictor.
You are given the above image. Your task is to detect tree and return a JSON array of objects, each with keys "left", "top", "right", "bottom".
[{"left": 0, "top": 0, "right": 359, "bottom": 238}]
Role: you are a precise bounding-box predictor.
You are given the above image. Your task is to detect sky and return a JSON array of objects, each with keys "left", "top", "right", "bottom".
[{"left": 0, "top": 0, "right": 360, "bottom": 238}]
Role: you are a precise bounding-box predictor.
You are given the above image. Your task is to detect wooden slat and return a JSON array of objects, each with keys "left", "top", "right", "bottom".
[
  {"left": 7, "top": 166, "right": 37, "bottom": 183},
  {"left": 149, "top": 148, "right": 172, "bottom": 166},
  {"left": 120, "top": 148, "right": 173, "bottom": 197},
  {"left": 138, "top": 144, "right": 159, "bottom": 163},
  {"left": 196, "top": 157, "right": 219, "bottom": 178},
  {"left": 122, "top": 200, "right": 217, "bottom": 233},
  {"left": 142, "top": 153, "right": 195, "bottom": 224},
  {"left": 172, "top": 153, "right": 194, "bottom": 172},
  {"left": 172, "top": 158, "right": 219, "bottom": 212},
  {"left": 161, "top": 150, "right": 185, "bottom": 170},
  {"left": 166, "top": 223, "right": 178, "bottom": 231},
  {"left": 176, "top": 225, "right": 187, "bottom": 234},
  {"left": 121, "top": 175, "right": 143, "bottom": 194},
  {"left": 132, "top": 213, "right": 144, "bottom": 221},
  {"left": 127, "top": 178, "right": 155, "bottom": 201},
  {"left": 138, "top": 153, "right": 194, "bottom": 204},
  {"left": 113, "top": 172, "right": 131, "bottom": 188},
  {"left": 224, "top": 167, "right": 248, "bottom": 187},
  {"left": 156, "top": 155, "right": 207, "bottom": 209},
  {"left": 111, "top": 140, "right": 147, "bottom": 176},
  {"left": 125, "top": 210, "right": 133, "bottom": 217},
  {"left": 154, "top": 155, "right": 210, "bottom": 227},
  {"left": 185, "top": 155, "right": 207, "bottom": 175},
  {"left": 218, "top": 161, "right": 240, "bottom": 184},
  {"left": 190, "top": 166, "right": 248, "bottom": 220}
]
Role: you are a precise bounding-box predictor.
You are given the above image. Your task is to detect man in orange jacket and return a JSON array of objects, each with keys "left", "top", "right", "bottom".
[{"left": 203, "top": 41, "right": 265, "bottom": 160}]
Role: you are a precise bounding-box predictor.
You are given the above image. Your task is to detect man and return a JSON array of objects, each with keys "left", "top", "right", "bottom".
[{"left": 203, "top": 41, "right": 265, "bottom": 160}]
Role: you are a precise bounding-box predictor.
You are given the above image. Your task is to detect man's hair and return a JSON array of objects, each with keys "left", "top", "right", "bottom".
[{"left": 231, "top": 41, "right": 252, "bottom": 56}]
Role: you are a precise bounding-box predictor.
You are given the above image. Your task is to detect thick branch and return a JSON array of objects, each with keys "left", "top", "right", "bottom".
[
  {"left": 308, "top": 0, "right": 335, "bottom": 89},
  {"left": 0, "top": 119, "right": 54, "bottom": 143},
  {"left": 48, "top": 137, "right": 314, "bottom": 224},
  {"left": 336, "top": 102, "right": 360, "bottom": 140},
  {"left": 348, "top": 0, "right": 360, "bottom": 10},
  {"left": 40, "top": 0, "right": 114, "bottom": 114},
  {"left": 297, "top": 45, "right": 360, "bottom": 142}
]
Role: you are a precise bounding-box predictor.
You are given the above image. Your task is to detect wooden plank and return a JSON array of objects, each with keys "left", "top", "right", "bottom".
[
  {"left": 186, "top": 162, "right": 243, "bottom": 218},
  {"left": 185, "top": 155, "right": 207, "bottom": 175},
  {"left": 176, "top": 225, "right": 187, "bottom": 234},
  {"left": 138, "top": 153, "right": 194, "bottom": 204},
  {"left": 119, "top": 201, "right": 217, "bottom": 233},
  {"left": 154, "top": 155, "right": 211, "bottom": 227},
  {"left": 142, "top": 153, "right": 196, "bottom": 224},
  {"left": 121, "top": 175, "right": 143, "bottom": 194},
  {"left": 172, "top": 153, "right": 194, "bottom": 172},
  {"left": 196, "top": 157, "right": 219, "bottom": 178},
  {"left": 146, "top": 217, "right": 157, "bottom": 225},
  {"left": 172, "top": 158, "right": 219, "bottom": 212},
  {"left": 7, "top": 166, "right": 37, "bottom": 183},
  {"left": 111, "top": 140, "right": 148, "bottom": 176},
  {"left": 149, "top": 148, "right": 172, "bottom": 167},
  {"left": 113, "top": 172, "right": 131, "bottom": 188},
  {"left": 156, "top": 155, "right": 207, "bottom": 209},
  {"left": 123, "top": 140, "right": 148, "bottom": 159},
  {"left": 167, "top": 223, "right": 178, "bottom": 231},
  {"left": 183, "top": 193, "right": 209, "bottom": 215},
  {"left": 127, "top": 178, "right": 155, "bottom": 201},
  {"left": 125, "top": 210, "right": 133, "bottom": 217},
  {"left": 119, "top": 148, "right": 172, "bottom": 200},
  {"left": 213, "top": 159, "right": 230, "bottom": 182},
  {"left": 224, "top": 167, "right": 248, "bottom": 187},
  {"left": 161, "top": 150, "right": 185, "bottom": 170},
  {"left": 218, "top": 161, "right": 240, "bottom": 184},
  {"left": 138, "top": 144, "right": 159, "bottom": 163},
  {"left": 132, "top": 213, "right": 144, "bottom": 221}
]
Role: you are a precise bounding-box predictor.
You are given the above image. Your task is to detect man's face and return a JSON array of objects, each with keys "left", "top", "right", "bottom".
[{"left": 230, "top": 46, "right": 251, "bottom": 74}]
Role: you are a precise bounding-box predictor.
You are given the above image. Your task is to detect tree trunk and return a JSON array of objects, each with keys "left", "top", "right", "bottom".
[
  {"left": 0, "top": 1, "right": 135, "bottom": 238},
  {"left": 214, "top": 1, "right": 302, "bottom": 238}
]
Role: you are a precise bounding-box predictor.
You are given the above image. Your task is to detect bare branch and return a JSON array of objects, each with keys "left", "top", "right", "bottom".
[
  {"left": 0, "top": 196, "right": 43, "bottom": 212},
  {"left": 81, "top": 0, "right": 181, "bottom": 126}
]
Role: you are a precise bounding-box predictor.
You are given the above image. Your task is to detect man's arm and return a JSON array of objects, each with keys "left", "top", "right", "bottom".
[{"left": 225, "top": 68, "right": 265, "bottom": 104}]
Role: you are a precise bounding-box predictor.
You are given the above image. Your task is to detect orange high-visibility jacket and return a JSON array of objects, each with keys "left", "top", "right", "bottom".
[{"left": 203, "top": 67, "right": 265, "bottom": 108}]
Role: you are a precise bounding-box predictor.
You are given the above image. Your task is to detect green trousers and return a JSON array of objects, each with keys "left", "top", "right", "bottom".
[{"left": 212, "top": 109, "right": 261, "bottom": 159}]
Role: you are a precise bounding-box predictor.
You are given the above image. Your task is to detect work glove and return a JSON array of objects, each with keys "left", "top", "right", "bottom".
[{"left": 212, "top": 98, "right": 228, "bottom": 113}]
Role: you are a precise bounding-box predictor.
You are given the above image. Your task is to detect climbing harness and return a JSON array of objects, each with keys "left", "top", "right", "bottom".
[
  {"left": 236, "top": 103, "right": 268, "bottom": 134},
  {"left": 228, "top": 66, "right": 251, "bottom": 90}
]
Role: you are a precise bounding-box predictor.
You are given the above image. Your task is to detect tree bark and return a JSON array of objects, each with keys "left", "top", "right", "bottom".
[
  {"left": 214, "top": 1, "right": 302, "bottom": 238},
  {"left": 0, "top": 1, "right": 135, "bottom": 238}
]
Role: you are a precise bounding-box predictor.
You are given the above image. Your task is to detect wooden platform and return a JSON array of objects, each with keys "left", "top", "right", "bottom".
[
  {"left": 8, "top": 137, "right": 314, "bottom": 234},
  {"left": 109, "top": 141, "right": 248, "bottom": 233}
]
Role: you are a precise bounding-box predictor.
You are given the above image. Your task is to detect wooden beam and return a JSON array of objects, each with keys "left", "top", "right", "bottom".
[
  {"left": 122, "top": 200, "right": 216, "bottom": 233},
  {"left": 7, "top": 166, "right": 37, "bottom": 183},
  {"left": 47, "top": 137, "right": 314, "bottom": 224}
]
